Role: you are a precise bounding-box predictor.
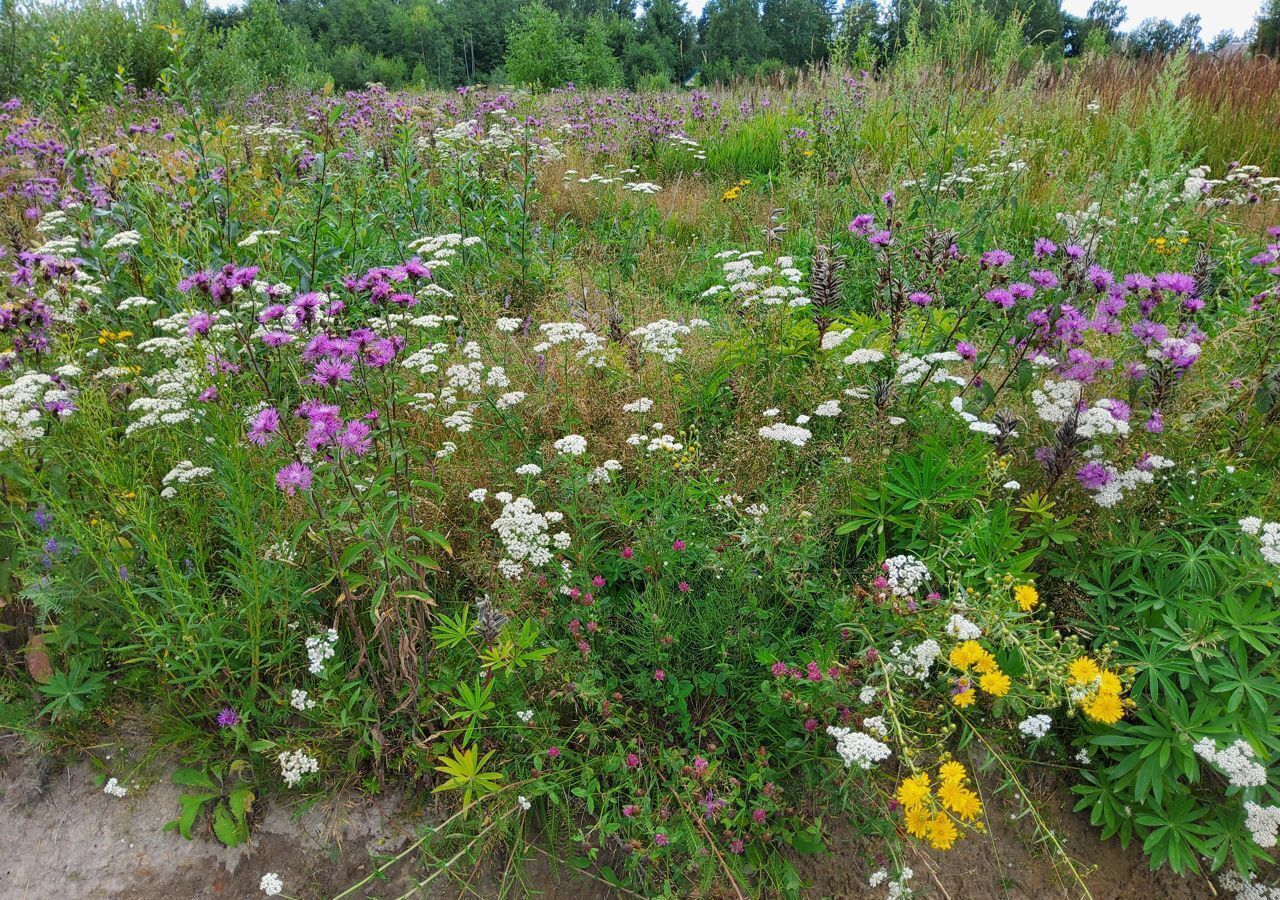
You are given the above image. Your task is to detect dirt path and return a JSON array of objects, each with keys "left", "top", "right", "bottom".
[{"left": 0, "top": 733, "right": 1214, "bottom": 900}]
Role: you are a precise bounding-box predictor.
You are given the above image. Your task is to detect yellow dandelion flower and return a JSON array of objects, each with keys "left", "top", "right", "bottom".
[
  {"left": 941, "top": 785, "right": 983, "bottom": 821},
  {"left": 1014, "top": 584, "right": 1039, "bottom": 611},
  {"left": 938, "top": 761, "right": 967, "bottom": 786},
  {"left": 949, "top": 640, "right": 984, "bottom": 670},
  {"left": 897, "top": 772, "right": 932, "bottom": 810},
  {"left": 952, "top": 687, "right": 976, "bottom": 708},
  {"left": 927, "top": 812, "right": 959, "bottom": 850},
  {"left": 1083, "top": 691, "right": 1124, "bottom": 724},
  {"left": 904, "top": 804, "right": 931, "bottom": 838},
  {"left": 1068, "top": 656, "right": 1100, "bottom": 686},
  {"left": 1098, "top": 669, "right": 1122, "bottom": 696},
  {"left": 979, "top": 670, "right": 1011, "bottom": 698},
  {"left": 973, "top": 650, "right": 998, "bottom": 675}
]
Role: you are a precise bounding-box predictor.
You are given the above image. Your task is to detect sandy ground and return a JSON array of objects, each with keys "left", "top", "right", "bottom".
[{"left": 0, "top": 731, "right": 1216, "bottom": 900}]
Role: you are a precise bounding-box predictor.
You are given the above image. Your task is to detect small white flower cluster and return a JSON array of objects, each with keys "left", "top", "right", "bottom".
[
  {"left": 102, "top": 230, "right": 142, "bottom": 251},
  {"left": 469, "top": 488, "right": 488, "bottom": 503},
  {"left": 517, "top": 795, "right": 533, "bottom": 810},
  {"left": 126, "top": 358, "right": 203, "bottom": 436},
  {"left": 704, "top": 250, "right": 806, "bottom": 308},
  {"left": 1193, "top": 737, "right": 1268, "bottom": 788},
  {"left": 0, "top": 372, "right": 70, "bottom": 451},
  {"left": 813, "top": 399, "right": 841, "bottom": 417},
  {"left": 160, "top": 460, "right": 214, "bottom": 498},
  {"left": 945, "top": 614, "right": 982, "bottom": 641},
  {"left": 821, "top": 328, "right": 853, "bottom": 351},
  {"left": 1018, "top": 714, "right": 1053, "bottom": 739},
  {"left": 624, "top": 181, "right": 663, "bottom": 194},
  {"left": 863, "top": 715, "right": 888, "bottom": 737},
  {"left": 1031, "top": 379, "right": 1129, "bottom": 438},
  {"left": 103, "top": 777, "right": 129, "bottom": 798},
  {"left": 236, "top": 229, "right": 281, "bottom": 247},
  {"left": 896, "top": 352, "right": 964, "bottom": 387},
  {"left": 290, "top": 688, "right": 316, "bottom": 711},
  {"left": 887, "top": 639, "right": 941, "bottom": 681},
  {"left": 868, "top": 867, "right": 914, "bottom": 900},
  {"left": 1240, "top": 517, "right": 1280, "bottom": 568},
  {"left": 496, "top": 316, "right": 523, "bottom": 333},
  {"left": 517, "top": 709, "right": 535, "bottom": 723},
  {"left": 884, "top": 554, "right": 928, "bottom": 597},
  {"left": 533, "top": 322, "right": 607, "bottom": 367},
  {"left": 843, "top": 347, "right": 886, "bottom": 366},
  {"left": 515, "top": 463, "right": 543, "bottom": 477},
  {"left": 491, "top": 494, "right": 566, "bottom": 578},
  {"left": 553, "top": 434, "right": 587, "bottom": 456},
  {"left": 260, "top": 872, "right": 284, "bottom": 896},
  {"left": 623, "top": 396, "right": 654, "bottom": 414},
  {"left": 406, "top": 232, "right": 482, "bottom": 269},
  {"left": 305, "top": 628, "right": 338, "bottom": 675},
  {"left": 758, "top": 422, "right": 812, "bottom": 447},
  {"left": 1087, "top": 456, "right": 1173, "bottom": 508},
  {"left": 586, "top": 459, "right": 622, "bottom": 485},
  {"left": 1219, "top": 870, "right": 1280, "bottom": 900},
  {"left": 629, "top": 319, "right": 706, "bottom": 363},
  {"left": 826, "top": 725, "right": 892, "bottom": 770},
  {"left": 1245, "top": 802, "right": 1280, "bottom": 848},
  {"left": 278, "top": 749, "right": 318, "bottom": 787}
]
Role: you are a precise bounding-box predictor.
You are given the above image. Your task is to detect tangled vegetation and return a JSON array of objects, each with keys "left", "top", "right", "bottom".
[{"left": 3, "top": 12, "right": 1280, "bottom": 900}]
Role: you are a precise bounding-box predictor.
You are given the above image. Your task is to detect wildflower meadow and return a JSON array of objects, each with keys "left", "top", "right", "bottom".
[{"left": 3, "top": 2, "right": 1280, "bottom": 898}]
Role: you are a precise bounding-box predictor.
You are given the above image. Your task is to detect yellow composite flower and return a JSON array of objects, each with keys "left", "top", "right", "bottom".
[
  {"left": 897, "top": 772, "right": 932, "bottom": 810},
  {"left": 926, "top": 812, "right": 959, "bottom": 850},
  {"left": 1083, "top": 690, "right": 1124, "bottom": 724},
  {"left": 1068, "top": 656, "right": 1101, "bottom": 686},
  {"left": 1099, "top": 669, "right": 1122, "bottom": 696},
  {"left": 1014, "top": 584, "right": 1039, "bottom": 611},
  {"left": 939, "top": 782, "right": 983, "bottom": 821},
  {"left": 952, "top": 687, "right": 977, "bottom": 708},
  {"left": 904, "top": 804, "right": 931, "bottom": 838},
  {"left": 979, "top": 670, "right": 1011, "bottom": 698},
  {"left": 938, "top": 761, "right": 967, "bottom": 786},
  {"left": 949, "top": 640, "right": 985, "bottom": 670}
]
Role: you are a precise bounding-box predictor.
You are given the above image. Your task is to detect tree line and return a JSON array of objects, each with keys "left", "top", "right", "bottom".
[{"left": 3, "top": 0, "right": 1280, "bottom": 100}]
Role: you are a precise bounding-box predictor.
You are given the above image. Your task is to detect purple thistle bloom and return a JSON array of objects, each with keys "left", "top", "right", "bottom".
[
  {"left": 337, "top": 420, "right": 372, "bottom": 456},
  {"left": 981, "top": 249, "right": 1014, "bottom": 268},
  {"left": 907, "top": 291, "right": 932, "bottom": 307},
  {"left": 1029, "top": 269, "right": 1059, "bottom": 289},
  {"left": 216, "top": 707, "right": 240, "bottom": 728},
  {"left": 186, "top": 312, "right": 214, "bottom": 336},
  {"left": 311, "top": 357, "right": 354, "bottom": 386},
  {"left": 1155, "top": 272, "right": 1196, "bottom": 296},
  {"left": 1033, "top": 237, "right": 1057, "bottom": 258},
  {"left": 1009, "top": 282, "right": 1036, "bottom": 301},
  {"left": 248, "top": 407, "right": 281, "bottom": 446},
  {"left": 868, "top": 229, "right": 893, "bottom": 247},
  {"left": 276, "top": 461, "right": 314, "bottom": 496},
  {"left": 984, "top": 288, "right": 1015, "bottom": 309},
  {"left": 1076, "top": 462, "right": 1114, "bottom": 490},
  {"left": 956, "top": 340, "right": 977, "bottom": 361}
]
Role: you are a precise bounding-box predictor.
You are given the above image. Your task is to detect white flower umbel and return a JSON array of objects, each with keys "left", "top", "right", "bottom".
[
  {"left": 103, "top": 777, "right": 128, "bottom": 798},
  {"left": 260, "top": 872, "right": 284, "bottom": 896},
  {"left": 945, "top": 614, "right": 982, "bottom": 641},
  {"left": 553, "top": 434, "right": 587, "bottom": 456},
  {"left": 1245, "top": 802, "right": 1280, "bottom": 848},
  {"left": 159, "top": 460, "right": 214, "bottom": 498},
  {"left": 278, "top": 749, "right": 318, "bottom": 787},
  {"left": 1018, "top": 714, "right": 1052, "bottom": 739},
  {"left": 1193, "top": 737, "right": 1268, "bottom": 788},
  {"left": 491, "top": 496, "right": 563, "bottom": 577},
  {"left": 1240, "top": 517, "right": 1280, "bottom": 568},
  {"left": 884, "top": 554, "right": 928, "bottom": 597},
  {"left": 305, "top": 628, "right": 338, "bottom": 675},
  {"left": 826, "top": 726, "right": 891, "bottom": 770},
  {"left": 758, "top": 423, "right": 812, "bottom": 447},
  {"left": 290, "top": 689, "right": 317, "bottom": 711}
]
